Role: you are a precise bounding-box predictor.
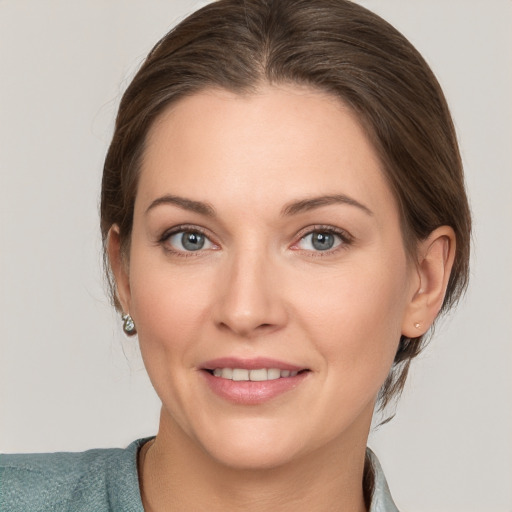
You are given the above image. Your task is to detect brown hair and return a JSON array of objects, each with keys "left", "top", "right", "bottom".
[{"left": 100, "top": 0, "right": 471, "bottom": 409}]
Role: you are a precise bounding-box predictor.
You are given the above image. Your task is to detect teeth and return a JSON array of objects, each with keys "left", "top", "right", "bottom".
[
  {"left": 249, "top": 368, "right": 267, "bottom": 381},
  {"left": 221, "top": 368, "right": 233, "bottom": 379},
  {"left": 267, "top": 368, "right": 281, "bottom": 380},
  {"left": 232, "top": 368, "right": 249, "bottom": 381},
  {"left": 213, "top": 368, "right": 235, "bottom": 379},
  {"left": 211, "top": 368, "right": 301, "bottom": 381}
]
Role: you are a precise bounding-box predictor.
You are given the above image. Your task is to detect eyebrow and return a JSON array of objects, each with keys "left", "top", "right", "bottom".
[
  {"left": 145, "top": 195, "right": 215, "bottom": 216},
  {"left": 145, "top": 193, "right": 373, "bottom": 218},
  {"left": 281, "top": 194, "right": 373, "bottom": 216}
]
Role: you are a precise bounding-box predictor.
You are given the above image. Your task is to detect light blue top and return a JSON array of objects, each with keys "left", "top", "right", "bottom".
[{"left": 0, "top": 439, "right": 398, "bottom": 511}]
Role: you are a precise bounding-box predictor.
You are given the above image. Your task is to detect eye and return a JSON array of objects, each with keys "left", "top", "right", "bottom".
[
  {"left": 165, "top": 230, "right": 215, "bottom": 253},
  {"left": 296, "top": 230, "right": 346, "bottom": 252}
]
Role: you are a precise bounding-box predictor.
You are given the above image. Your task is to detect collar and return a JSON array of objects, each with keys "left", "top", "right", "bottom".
[{"left": 367, "top": 448, "right": 399, "bottom": 512}]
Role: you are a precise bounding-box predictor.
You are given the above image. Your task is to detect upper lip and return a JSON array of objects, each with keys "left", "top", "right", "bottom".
[{"left": 201, "top": 357, "right": 306, "bottom": 372}]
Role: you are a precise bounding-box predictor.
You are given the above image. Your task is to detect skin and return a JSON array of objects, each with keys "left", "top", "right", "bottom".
[{"left": 109, "top": 85, "right": 455, "bottom": 511}]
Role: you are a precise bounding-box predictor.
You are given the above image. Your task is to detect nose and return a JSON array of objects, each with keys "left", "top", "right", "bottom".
[{"left": 213, "top": 250, "right": 288, "bottom": 338}]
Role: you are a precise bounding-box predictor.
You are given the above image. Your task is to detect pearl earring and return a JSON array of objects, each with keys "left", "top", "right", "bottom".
[{"left": 122, "top": 314, "right": 137, "bottom": 336}]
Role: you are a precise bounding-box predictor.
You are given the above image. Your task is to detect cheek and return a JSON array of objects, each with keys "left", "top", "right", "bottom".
[
  {"left": 296, "top": 258, "right": 409, "bottom": 389},
  {"left": 127, "top": 253, "right": 214, "bottom": 364},
  {"left": 127, "top": 260, "right": 217, "bottom": 423}
]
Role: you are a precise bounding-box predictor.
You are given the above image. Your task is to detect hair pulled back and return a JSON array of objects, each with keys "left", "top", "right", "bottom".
[{"left": 101, "top": 0, "right": 471, "bottom": 409}]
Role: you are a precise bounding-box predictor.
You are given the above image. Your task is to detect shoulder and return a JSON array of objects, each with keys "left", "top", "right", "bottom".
[{"left": 0, "top": 438, "right": 150, "bottom": 512}]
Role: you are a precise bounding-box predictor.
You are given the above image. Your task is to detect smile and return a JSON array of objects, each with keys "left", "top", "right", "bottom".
[
  {"left": 211, "top": 368, "right": 300, "bottom": 381},
  {"left": 201, "top": 358, "right": 309, "bottom": 403}
]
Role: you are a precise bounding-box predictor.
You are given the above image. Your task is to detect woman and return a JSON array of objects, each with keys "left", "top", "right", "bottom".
[{"left": 0, "top": 0, "right": 471, "bottom": 510}]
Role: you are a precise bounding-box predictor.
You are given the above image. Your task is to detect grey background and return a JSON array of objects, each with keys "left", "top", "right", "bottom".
[{"left": 1, "top": 1, "right": 511, "bottom": 510}]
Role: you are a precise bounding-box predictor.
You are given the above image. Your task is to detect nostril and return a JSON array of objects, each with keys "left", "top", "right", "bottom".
[{"left": 216, "top": 320, "right": 281, "bottom": 338}]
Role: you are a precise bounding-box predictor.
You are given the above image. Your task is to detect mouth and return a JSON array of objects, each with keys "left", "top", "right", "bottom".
[
  {"left": 200, "top": 357, "right": 310, "bottom": 404},
  {"left": 204, "top": 367, "right": 309, "bottom": 381}
]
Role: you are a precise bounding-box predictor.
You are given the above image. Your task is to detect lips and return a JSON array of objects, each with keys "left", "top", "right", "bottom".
[
  {"left": 202, "top": 357, "right": 305, "bottom": 372},
  {"left": 200, "top": 357, "right": 309, "bottom": 404},
  {"left": 211, "top": 368, "right": 299, "bottom": 381}
]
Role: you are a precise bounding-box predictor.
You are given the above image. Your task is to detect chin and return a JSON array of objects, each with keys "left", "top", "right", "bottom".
[
  {"left": 191, "top": 411, "right": 357, "bottom": 473},
  {"left": 190, "top": 418, "right": 310, "bottom": 471},
  {"left": 207, "top": 439, "right": 302, "bottom": 471}
]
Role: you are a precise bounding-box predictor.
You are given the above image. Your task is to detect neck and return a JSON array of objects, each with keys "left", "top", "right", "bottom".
[{"left": 139, "top": 409, "right": 371, "bottom": 512}]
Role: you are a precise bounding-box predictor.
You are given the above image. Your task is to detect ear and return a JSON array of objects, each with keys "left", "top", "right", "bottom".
[
  {"left": 402, "top": 226, "right": 456, "bottom": 338},
  {"left": 107, "top": 225, "right": 132, "bottom": 314}
]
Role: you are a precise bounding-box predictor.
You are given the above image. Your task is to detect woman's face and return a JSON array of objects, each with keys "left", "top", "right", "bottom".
[{"left": 118, "top": 85, "right": 419, "bottom": 469}]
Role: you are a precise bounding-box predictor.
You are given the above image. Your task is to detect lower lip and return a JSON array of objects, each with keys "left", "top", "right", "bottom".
[{"left": 201, "top": 371, "right": 309, "bottom": 405}]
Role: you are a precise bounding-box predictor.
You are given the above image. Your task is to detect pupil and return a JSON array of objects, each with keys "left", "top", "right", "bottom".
[
  {"left": 182, "top": 232, "right": 205, "bottom": 251},
  {"left": 312, "top": 232, "right": 334, "bottom": 251}
]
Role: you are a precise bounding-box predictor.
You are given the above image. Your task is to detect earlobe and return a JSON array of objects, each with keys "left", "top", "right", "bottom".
[
  {"left": 402, "top": 226, "right": 456, "bottom": 338},
  {"left": 107, "top": 225, "right": 132, "bottom": 313}
]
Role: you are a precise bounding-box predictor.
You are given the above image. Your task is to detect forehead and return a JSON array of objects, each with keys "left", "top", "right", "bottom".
[{"left": 137, "top": 85, "right": 397, "bottom": 220}]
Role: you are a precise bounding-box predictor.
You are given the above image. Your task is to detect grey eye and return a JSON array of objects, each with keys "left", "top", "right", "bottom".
[
  {"left": 181, "top": 232, "right": 205, "bottom": 251},
  {"left": 168, "top": 231, "right": 213, "bottom": 252},
  {"left": 298, "top": 231, "right": 341, "bottom": 251},
  {"left": 311, "top": 232, "right": 335, "bottom": 250}
]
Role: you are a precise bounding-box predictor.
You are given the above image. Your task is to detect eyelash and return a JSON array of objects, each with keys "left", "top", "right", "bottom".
[
  {"left": 158, "top": 224, "right": 217, "bottom": 258},
  {"left": 292, "top": 225, "right": 354, "bottom": 257},
  {"left": 157, "top": 224, "right": 354, "bottom": 257}
]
